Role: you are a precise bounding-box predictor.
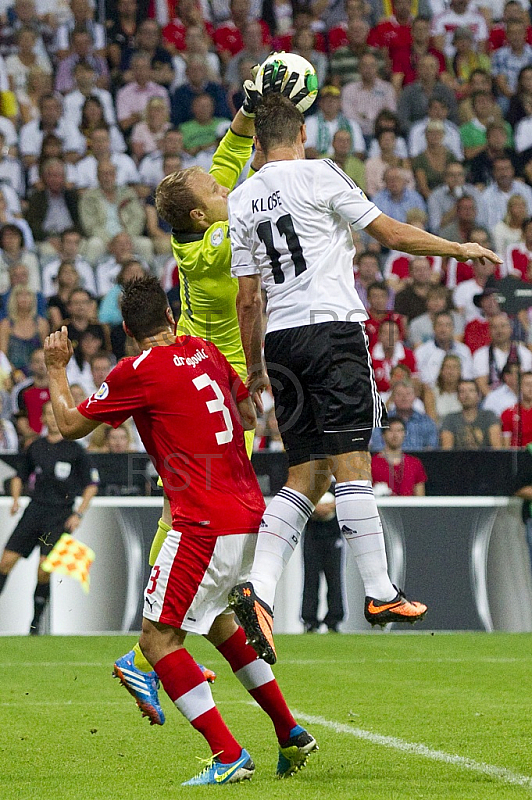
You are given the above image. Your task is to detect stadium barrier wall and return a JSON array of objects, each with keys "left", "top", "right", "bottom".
[{"left": 0, "top": 497, "right": 531, "bottom": 636}]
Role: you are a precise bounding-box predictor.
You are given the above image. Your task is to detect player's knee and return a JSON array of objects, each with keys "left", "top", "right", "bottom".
[{"left": 0, "top": 550, "right": 19, "bottom": 574}]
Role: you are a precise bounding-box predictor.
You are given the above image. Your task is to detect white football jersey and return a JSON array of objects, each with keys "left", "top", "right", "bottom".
[{"left": 229, "top": 159, "right": 382, "bottom": 333}]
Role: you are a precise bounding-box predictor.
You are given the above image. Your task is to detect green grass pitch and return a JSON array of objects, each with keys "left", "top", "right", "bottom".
[{"left": 2, "top": 632, "right": 532, "bottom": 799}]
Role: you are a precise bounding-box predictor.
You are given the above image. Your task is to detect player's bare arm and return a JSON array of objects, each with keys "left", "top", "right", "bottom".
[
  {"left": 365, "top": 213, "right": 503, "bottom": 265},
  {"left": 44, "top": 327, "right": 101, "bottom": 439},
  {"left": 237, "top": 396, "right": 257, "bottom": 431},
  {"left": 236, "top": 275, "right": 268, "bottom": 412}
]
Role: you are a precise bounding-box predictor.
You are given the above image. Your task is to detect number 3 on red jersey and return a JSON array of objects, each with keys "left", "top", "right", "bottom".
[{"left": 192, "top": 374, "right": 234, "bottom": 445}]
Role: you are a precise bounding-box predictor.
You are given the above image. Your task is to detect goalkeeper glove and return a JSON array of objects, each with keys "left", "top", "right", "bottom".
[
  {"left": 261, "top": 62, "right": 311, "bottom": 112},
  {"left": 241, "top": 64, "right": 261, "bottom": 117}
]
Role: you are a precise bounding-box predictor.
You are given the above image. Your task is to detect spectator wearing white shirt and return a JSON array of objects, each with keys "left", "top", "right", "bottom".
[
  {"left": 18, "top": 93, "right": 86, "bottom": 168},
  {"left": 26, "top": 132, "right": 78, "bottom": 191},
  {"left": 473, "top": 312, "right": 532, "bottom": 396},
  {"left": 0, "top": 114, "right": 18, "bottom": 149},
  {"left": 304, "top": 85, "right": 366, "bottom": 159},
  {"left": 95, "top": 232, "right": 136, "bottom": 296},
  {"left": 493, "top": 194, "right": 529, "bottom": 258},
  {"left": 5, "top": 26, "right": 52, "bottom": 96},
  {"left": 453, "top": 258, "right": 496, "bottom": 322},
  {"left": 514, "top": 104, "right": 532, "bottom": 153},
  {"left": 74, "top": 126, "right": 139, "bottom": 190},
  {"left": 408, "top": 97, "right": 463, "bottom": 160},
  {"left": 41, "top": 228, "right": 96, "bottom": 298},
  {"left": 482, "top": 362, "right": 520, "bottom": 416},
  {"left": 415, "top": 311, "right": 474, "bottom": 387},
  {"left": 431, "top": 0, "right": 488, "bottom": 58},
  {"left": 138, "top": 127, "right": 188, "bottom": 189},
  {"left": 170, "top": 25, "right": 221, "bottom": 92},
  {"left": 0, "top": 133, "right": 23, "bottom": 199},
  {"left": 54, "top": 0, "right": 106, "bottom": 58},
  {"left": 492, "top": 19, "right": 532, "bottom": 106},
  {"left": 78, "top": 95, "right": 126, "bottom": 155},
  {"left": 62, "top": 62, "right": 117, "bottom": 128},
  {"left": 0, "top": 224, "right": 40, "bottom": 293},
  {"left": 341, "top": 52, "right": 396, "bottom": 142},
  {"left": 0, "top": 179, "right": 21, "bottom": 217},
  {"left": 478, "top": 156, "right": 532, "bottom": 230}
]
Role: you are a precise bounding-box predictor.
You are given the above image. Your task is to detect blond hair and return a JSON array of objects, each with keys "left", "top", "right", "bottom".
[
  {"left": 155, "top": 166, "right": 205, "bottom": 232},
  {"left": 8, "top": 285, "right": 37, "bottom": 322}
]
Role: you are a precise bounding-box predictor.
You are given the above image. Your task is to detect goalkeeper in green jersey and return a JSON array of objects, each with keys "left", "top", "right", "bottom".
[{"left": 113, "top": 66, "right": 315, "bottom": 725}]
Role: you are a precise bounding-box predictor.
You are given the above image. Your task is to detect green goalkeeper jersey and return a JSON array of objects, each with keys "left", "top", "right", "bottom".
[{"left": 172, "top": 128, "right": 254, "bottom": 381}]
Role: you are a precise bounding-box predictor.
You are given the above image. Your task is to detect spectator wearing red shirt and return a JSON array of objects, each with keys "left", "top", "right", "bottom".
[
  {"left": 463, "top": 287, "right": 501, "bottom": 353},
  {"left": 391, "top": 16, "right": 446, "bottom": 90},
  {"left": 328, "top": 0, "right": 370, "bottom": 53},
  {"left": 276, "top": 8, "right": 327, "bottom": 54},
  {"left": 367, "top": 0, "right": 413, "bottom": 58},
  {"left": 371, "top": 319, "right": 417, "bottom": 394},
  {"left": 365, "top": 282, "right": 405, "bottom": 347},
  {"left": 506, "top": 218, "right": 532, "bottom": 282},
  {"left": 213, "top": 0, "right": 270, "bottom": 66},
  {"left": 501, "top": 371, "right": 532, "bottom": 446},
  {"left": 11, "top": 348, "right": 50, "bottom": 435},
  {"left": 372, "top": 417, "right": 427, "bottom": 496},
  {"left": 163, "top": 0, "right": 214, "bottom": 53},
  {"left": 488, "top": 0, "right": 532, "bottom": 52}
]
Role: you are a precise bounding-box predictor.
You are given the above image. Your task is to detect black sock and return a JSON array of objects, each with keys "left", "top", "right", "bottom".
[
  {"left": 0, "top": 573, "right": 7, "bottom": 594},
  {"left": 31, "top": 582, "right": 51, "bottom": 633}
]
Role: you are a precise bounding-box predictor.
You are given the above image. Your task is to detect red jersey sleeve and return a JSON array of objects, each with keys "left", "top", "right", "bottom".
[
  {"left": 77, "top": 358, "right": 145, "bottom": 428},
  {"left": 501, "top": 408, "right": 512, "bottom": 433}
]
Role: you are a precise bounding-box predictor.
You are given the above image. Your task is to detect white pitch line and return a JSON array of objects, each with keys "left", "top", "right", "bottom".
[
  {"left": 291, "top": 710, "right": 532, "bottom": 790},
  {"left": 1, "top": 656, "right": 529, "bottom": 668}
]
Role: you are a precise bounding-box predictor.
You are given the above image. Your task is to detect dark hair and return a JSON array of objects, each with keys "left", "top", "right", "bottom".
[
  {"left": 0, "top": 224, "right": 23, "bottom": 247},
  {"left": 121, "top": 275, "right": 169, "bottom": 340},
  {"left": 458, "top": 378, "right": 479, "bottom": 392},
  {"left": 81, "top": 95, "right": 107, "bottom": 131},
  {"left": 60, "top": 227, "right": 81, "bottom": 241},
  {"left": 373, "top": 109, "right": 400, "bottom": 137},
  {"left": 254, "top": 94, "right": 304, "bottom": 155},
  {"left": 522, "top": 216, "right": 532, "bottom": 232},
  {"left": 386, "top": 416, "right": 406, "bottom": 430},
  {"left": 367, "top": 280, "right": 388, "bottom": 296}
]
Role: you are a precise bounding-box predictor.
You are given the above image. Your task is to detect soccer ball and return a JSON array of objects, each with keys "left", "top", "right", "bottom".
[{"left": 255, "top": 52, "right": 319, "bottom": 114}]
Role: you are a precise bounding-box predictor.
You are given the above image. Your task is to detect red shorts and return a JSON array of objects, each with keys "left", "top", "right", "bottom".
[{"left": 143, "top": 528, "right": 257, "bottom": 634}]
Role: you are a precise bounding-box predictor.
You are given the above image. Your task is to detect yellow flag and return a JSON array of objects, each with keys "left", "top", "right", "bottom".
[{"left": 41, "top": 534, "right": 95, "bottom": 594}]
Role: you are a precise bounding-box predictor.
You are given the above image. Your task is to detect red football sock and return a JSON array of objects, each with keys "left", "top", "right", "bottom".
[
  {"left": 155, "top": 648, "right": 242, "bottom": 763},
  {"left": 217, "top": 627, "right": 296, "bottom": 742}
]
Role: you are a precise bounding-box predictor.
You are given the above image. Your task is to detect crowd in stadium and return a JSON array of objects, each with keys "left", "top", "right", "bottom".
[{"left": 0, "top": 0, "right": 529, "bottom": 459}]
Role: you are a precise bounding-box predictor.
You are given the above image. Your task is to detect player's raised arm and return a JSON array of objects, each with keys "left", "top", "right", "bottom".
[
  {"left": 44, "top": 327, "right": 100, "bottom": 439},
  {"left": 365, "top": 213, "right": 503, "bottom": 265}
]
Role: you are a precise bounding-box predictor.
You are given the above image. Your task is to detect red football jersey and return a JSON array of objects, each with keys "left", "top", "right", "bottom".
[
  {"left": 367, "top": 19, "right": 412, "bottom": 54},
  {"left": 78, "top": 337, "right": 265, "bottom": 535},
  {"left": 501, "top": 404, "right": 532, "bottom": 447}
]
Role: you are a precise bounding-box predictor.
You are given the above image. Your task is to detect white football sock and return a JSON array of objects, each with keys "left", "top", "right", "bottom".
[
  {"left": 335, "top": 480, "right": 396, "bottom": 601},
  {"left": 249, "top": 487, "right": 314, "bottom": 609}
]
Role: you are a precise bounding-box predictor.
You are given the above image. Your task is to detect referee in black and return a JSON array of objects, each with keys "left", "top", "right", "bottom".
[{"left": 0, "top": 401, "right": 98, "bottom": 634}]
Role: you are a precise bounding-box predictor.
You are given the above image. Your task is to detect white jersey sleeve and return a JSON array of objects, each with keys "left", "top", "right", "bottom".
[
  {"left": 228, "top": 200, "right": 260, "bottom": 277},
  {"left": 318, "top": 159, "right": 382, "bottom": 231}
]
